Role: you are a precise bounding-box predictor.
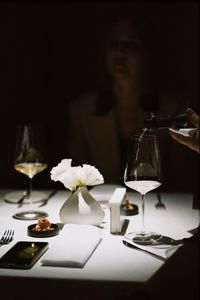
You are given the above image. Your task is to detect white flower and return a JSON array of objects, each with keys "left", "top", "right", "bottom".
[
  {"left": 77, "top": 164, "right": 104, "bottom": 186},
  {"left": 50, "top": 159, "right": 104, "bottom": 192},
  {"left": 50, "top": 159, "right": 72, "bottom": 179}
]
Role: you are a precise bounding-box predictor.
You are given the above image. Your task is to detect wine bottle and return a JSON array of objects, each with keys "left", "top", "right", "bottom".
[{"left": 145, "top": 112, "right": 191, "bottom": 129}]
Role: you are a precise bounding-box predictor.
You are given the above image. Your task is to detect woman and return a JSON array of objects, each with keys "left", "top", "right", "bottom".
[{"left": 66, "top": 17, "right": 160, "bottom": 183}]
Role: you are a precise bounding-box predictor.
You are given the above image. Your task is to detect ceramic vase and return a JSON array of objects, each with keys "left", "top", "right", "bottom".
[{"left": 59, "top": 186, "right": 105, "bottom": 226}]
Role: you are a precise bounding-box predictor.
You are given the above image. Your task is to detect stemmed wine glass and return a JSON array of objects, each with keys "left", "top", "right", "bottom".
[
  {"left": 124, "top": 132, "right": 162, "bottom": 244},
  {"left": 13, "top": 124, "right": 48, "bottom": 220}
]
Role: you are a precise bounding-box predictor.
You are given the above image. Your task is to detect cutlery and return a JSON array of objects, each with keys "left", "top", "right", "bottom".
[
  {"left": 17, "top": 191, "right": 29, "bottom": 208},
  {"left": 122, "top": 240, "right": 166, "bottom": 261},
  {"left": 155, "top": 193, "right": 166, "bottom": 209},
  {"left": 38, "top": 190, "right": 57, "bottom": 207},
  {"left": 0, "top": 229, "right": 14, "bottom": 246}
]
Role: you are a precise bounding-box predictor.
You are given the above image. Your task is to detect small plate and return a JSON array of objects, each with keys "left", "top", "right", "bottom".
[
  {"left": 28, "top": 223, "right": 59, "bottom": 238},
  {"left": 121, "top": 204, "right": 139, "bottom": 216}
]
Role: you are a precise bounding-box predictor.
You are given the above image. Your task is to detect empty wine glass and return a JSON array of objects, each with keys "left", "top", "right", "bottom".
[
  {"left": 13, "top": 124, "right": 48, "bottom": 220},
  {"left": 124, "top": 132, "right": 162, "bottom": 244}
]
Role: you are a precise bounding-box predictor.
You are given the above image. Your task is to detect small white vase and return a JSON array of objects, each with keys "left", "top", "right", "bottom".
[{"left": 59, "top": 186, "right": 105, "bottom": 226}]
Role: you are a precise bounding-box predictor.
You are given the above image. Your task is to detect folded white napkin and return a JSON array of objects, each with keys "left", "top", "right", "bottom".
[
  {"left": 123, "top": 237, "right": 183, "bottom": 260},
  {"left": 169, "top": 128, "right": 196, "bottom": 137},
  {"left": 41, "top": 224, "right": 101, "bottom": 268}
]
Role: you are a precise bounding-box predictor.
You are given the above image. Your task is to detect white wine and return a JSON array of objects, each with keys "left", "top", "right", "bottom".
[
  {"left": 125, "top": 180, "right": 161, "bottom": 195},
  {"left": 14, "top": 162, "right": 48, "bottom": 179},
  {"left": 124, "top": 133, "right": 162, "bottom": 243}
]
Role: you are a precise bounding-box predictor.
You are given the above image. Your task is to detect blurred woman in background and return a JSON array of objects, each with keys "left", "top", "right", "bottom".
[{"left": 66, "top": 16, "right": 160, "bottom": 183}]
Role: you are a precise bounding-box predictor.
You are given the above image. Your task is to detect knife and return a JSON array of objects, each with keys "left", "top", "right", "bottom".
[
  {"left": 38, "top": 190, "right": 57, "bottom": 207},
  {"left": 122, "top": 240, "right": 166, "bottom": 261},
  {"left": 17, "top": 191, "right": 29, "bottom": 208}
]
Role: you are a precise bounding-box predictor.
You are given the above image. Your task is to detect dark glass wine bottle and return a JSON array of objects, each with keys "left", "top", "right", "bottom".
[{"left": 144, "top": 112, "right": 191, "bottom": 129}]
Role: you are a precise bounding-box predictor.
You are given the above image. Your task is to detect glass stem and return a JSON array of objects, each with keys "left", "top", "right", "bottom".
[
  {"left": 141, "top": 194, "right": 145, "bottom": 233},
  {"left": 28, "top": 177, "right": 33, "bottom": 210}
]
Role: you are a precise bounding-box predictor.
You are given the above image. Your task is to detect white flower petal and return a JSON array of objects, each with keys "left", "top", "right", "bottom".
[
  {"left": 50, "top": 159, "right": 104, "bottom": 191},
  {"left": 59, "top": 167, "right": 79, "bottom": 191},
  {"left": 78, "top": 164, "right": 104, "bottom": 186},
  {"left": 50, "top": 159, "right": 72, "bottom": 182}
]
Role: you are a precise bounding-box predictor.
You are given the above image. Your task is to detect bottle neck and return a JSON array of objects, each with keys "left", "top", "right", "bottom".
[{"left": 145, "top": 112, "right": 191, "bottom": 129}]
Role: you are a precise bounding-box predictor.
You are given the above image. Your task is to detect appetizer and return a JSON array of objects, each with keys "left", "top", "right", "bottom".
[{"left": 32, "top": 218, "right": 53, "bottom": 231}]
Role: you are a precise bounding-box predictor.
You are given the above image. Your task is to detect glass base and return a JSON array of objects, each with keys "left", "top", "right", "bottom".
[
  {"left": 125, "top": 231, "right": 162, "bottom": 245},
  {"left": 13, "top": 211, "right": 48, "bottom": 220}
]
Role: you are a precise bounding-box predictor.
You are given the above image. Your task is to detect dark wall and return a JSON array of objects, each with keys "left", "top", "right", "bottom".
[{"left": 0, "top": 2, "right": 199, "bottom": 189}]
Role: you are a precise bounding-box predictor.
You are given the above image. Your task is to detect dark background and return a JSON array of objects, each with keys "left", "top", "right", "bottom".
[{"left": 0, "top": 1, "right": 199, "bottom": 190}]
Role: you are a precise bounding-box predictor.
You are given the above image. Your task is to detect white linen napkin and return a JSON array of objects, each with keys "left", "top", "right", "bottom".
[
  {"left": 169, "top": 128, "right": 196, "bottom": 137},
  {"left": 123, "top": 236, "right": 183, "bottom": 260},
  {"left": 41, "top": 224, "right": 101, "bottom": 268}
]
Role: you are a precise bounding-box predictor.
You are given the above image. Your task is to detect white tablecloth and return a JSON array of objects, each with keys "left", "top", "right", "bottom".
[{"left": 0, "top": 186, "right": 199, "bottom": 292}]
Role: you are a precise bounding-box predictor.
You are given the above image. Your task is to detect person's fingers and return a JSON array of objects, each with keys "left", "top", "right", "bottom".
[
  {"left": 186, "top": 107, "right": 200, "bottom": 129},
  {"left": 169, "top": 130, "right": 191, "bottom": 146},
  {"left": 169, "top": 130, "right": 200, "bottom": 153}
]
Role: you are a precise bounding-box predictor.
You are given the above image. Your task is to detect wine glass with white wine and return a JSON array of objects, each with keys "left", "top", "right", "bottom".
[
  {"left": 13, "top": 124, "right": 48, "bottom": 220},
  {"left": 124, "top": 132, "right": 162, "bottom": 244}
]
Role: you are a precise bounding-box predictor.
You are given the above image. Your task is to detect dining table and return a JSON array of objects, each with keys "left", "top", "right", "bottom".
[{"left": 0, "top": 184, "right": 199, "bottom": 300}]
